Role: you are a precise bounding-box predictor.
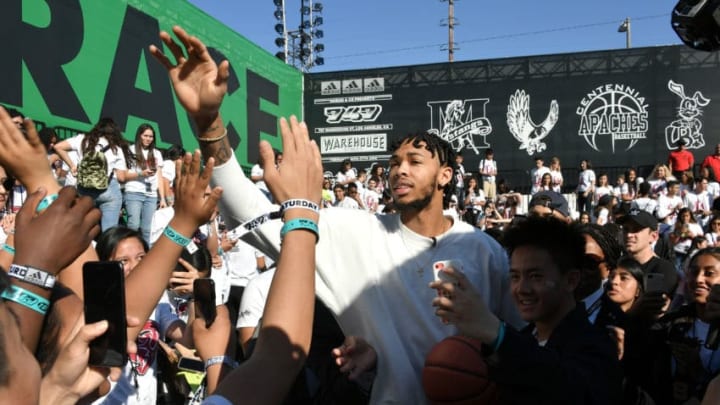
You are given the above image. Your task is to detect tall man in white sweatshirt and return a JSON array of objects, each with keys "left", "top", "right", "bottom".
[{"left": 151, "top": 26, "right": 520, "bottom": 404}]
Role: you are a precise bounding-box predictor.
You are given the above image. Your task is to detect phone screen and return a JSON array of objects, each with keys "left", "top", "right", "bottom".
[
  {"left": 193, "top": 278, "right": 216, "bottom": 328},
  {"left": 83, "top": 261, "right": 128, "bottom": 367},
  {"left": 178, "top": 357, "right": 205, "bottom": 373}
]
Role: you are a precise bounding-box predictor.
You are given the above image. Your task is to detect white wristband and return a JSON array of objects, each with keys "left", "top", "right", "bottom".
[
  {"left": 205, "top": 355, "right": 238, "bottom": 371},
  {"left": 8, "top": 264, "right": 56, "bottom": 289}
]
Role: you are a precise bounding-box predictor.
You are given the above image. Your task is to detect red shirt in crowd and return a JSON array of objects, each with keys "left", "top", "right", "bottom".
[
  {"left": 668, "top": 148, "right": 694, "bottom": 172},
  {"left": 702, "top": 154, "right": 720, "bottom": 181}
]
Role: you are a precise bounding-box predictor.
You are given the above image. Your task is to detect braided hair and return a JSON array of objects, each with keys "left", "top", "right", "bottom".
[
  {"left": 390, "top": 132, "right": 457, "bottom": 207},
  {"left": 575, "top": 223, "right": 623, "bottom": 270}
]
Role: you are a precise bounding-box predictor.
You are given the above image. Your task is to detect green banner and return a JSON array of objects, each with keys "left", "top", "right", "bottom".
[{"left": 0, "top": 0, "right": 303, "bottom": 168}]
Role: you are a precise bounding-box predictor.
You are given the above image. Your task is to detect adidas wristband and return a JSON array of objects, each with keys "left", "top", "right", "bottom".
[{"left": 8, "top": 264, "right": 56, "bottom": 289}]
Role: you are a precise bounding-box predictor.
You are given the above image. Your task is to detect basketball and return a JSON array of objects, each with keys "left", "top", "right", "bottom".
[{"left": 422, "top": 335, "right": 498, "bottom": 404}]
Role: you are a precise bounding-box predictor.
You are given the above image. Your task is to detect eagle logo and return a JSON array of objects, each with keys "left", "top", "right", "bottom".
[{"left": 507, "top": 90, "right": 559, "bottom": 155}]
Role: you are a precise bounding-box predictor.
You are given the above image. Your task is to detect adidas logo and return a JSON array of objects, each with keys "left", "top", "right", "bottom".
[
  {"left": 320, "top": 81, "right": 341, "bottom": 95},
  {"left": 364, "top": 78, "right": 384, "bottom": 92},
  {"left": 343, "top": 79, "right": 362, "bottom": 94}
]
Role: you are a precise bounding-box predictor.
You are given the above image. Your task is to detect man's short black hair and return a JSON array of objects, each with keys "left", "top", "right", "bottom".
[
  {"left": 391, "top": 131, "right": 457, "bottom": 206},
  {"left": 503, "top": 217, "right": 585, "bottom": 274}
]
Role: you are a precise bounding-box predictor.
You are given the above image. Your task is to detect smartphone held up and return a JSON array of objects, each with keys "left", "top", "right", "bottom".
[{"left": 83, "top": 261, "right": 128, "bottom": 367}]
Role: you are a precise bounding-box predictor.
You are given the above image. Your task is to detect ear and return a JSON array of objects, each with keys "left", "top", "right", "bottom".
[
  {"left": 437, "top": 164, "right": 453, "bottom": 189},
  {"left": 649, "top": 229, "right": 660, "bottom": 243}
]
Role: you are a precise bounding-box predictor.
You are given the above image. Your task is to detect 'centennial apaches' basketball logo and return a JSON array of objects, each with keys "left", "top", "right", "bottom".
[
  {"left": 427, "top": 99, "right": 492, "bottom": 155},
  {"left": 576, "top": 84, "right": 649, "bottom": 153}
]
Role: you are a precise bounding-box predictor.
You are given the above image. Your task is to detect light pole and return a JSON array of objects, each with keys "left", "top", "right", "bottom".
[
  {"left": 274, "top": 1, "right": 324, "bottom": 71},
  {"left": 440, "top": 0, "right": 458, "bottom": 62},
  {"left": 618, "top": 17, "right": 631, "bottom": 49}
]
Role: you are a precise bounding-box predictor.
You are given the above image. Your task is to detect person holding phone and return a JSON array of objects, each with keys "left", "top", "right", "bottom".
[
  {"left": 623, "top": 248, "right": 720, "bottom": 403},
  {"left": 429, "top": 217, "right": 623, "bottom": 404},
  {"left": 92, "top": 226, "right": 193, "bottom": 405},
  {"left": 123, "top": 124, "right": 165, "bottom": 244}
]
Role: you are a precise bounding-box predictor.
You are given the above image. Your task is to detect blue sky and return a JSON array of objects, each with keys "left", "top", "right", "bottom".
[{"left": 188, "top": 0, "right": 681, "bottom": 72}]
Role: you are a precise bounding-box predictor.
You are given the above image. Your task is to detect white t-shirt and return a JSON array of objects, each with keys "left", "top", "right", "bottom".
[
  {"left": 125, "top": 145, "right": 163, "bottom": 196},
  {"left": 632, "top": 197, "right": 658, "bottom": 216},
  {"left": 235, "top": 268, "right": 274, "bottom": 329},
  {"left": 150, "top": 207, "right": 174, "bottom": 246},
  {"left": 225, "top": 239, "right": 262, "bottom": 288},
  {"left": 550, "top": 169, "right": 563, "bottom": 193},
  {"left": 67, "top": 134, "right": 127, "bottom": 177},
  {"left": 250, "top": 164, "right": 268, "bottom": 193},
  {"left": 648, "top": 179, "right": 667, "bottom": 197},
  {"left": 577, "top": 169, "right": 596, "bottom": 193},
  {"left": 362, "top": 188, "right": 380, "bottom": 213},
  {"left": 467, "top": 189, "right": 486, "bottom": 208},
  {"left": 479, "top": 159, "right": 497, "bottom": 183},
  {"left": 62, "top": 150, "right": 81, "bottom": 186},
  {"left": 657, "top": 194, "right": 683, "bottom": 224},
  {"left": 595, "top": 186, "right": 612, "bottom": 202},
  {"left": 334, "top": 196, "right": 359, "bottom": 209},
  {"left": 596, "top": 207, "right": 610, "bottom": 226},
  {"left": 530, "top": 167, "right": 551, "bottom": 194},
  {"left": 706, "top": 232, "right": 720, "bottom": 246},
  {"left": 161, "top": 159, "right": 176, "bottom": 184},
  {"left": 673, "top": 222, "right": 704, "bottom": 254},
  {"left": 336, "top": 169, "right": 357, "bottom": 185},
  {"left": 708, "top": 182, "right": 720, "bottom": 199}
]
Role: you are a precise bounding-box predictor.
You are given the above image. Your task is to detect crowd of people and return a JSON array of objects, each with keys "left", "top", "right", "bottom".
[{"left": 2, "top": 25, "right": 720, "bottom": 405}]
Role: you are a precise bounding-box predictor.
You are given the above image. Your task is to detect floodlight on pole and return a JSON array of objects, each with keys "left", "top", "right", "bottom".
[
  {"left": 618, "top": 17, "right": 631, "bottom": 48},
  {"left": 273, "top": 0, "right": 289, "bottom": 63}
]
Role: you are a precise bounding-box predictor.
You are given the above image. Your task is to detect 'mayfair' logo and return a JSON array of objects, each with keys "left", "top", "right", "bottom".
[
  {"left": 576, "top": 84, "right": 648, "bottom": 153},
  {"left": 427, "top": 99, "right": 492, "bottom": 155}
]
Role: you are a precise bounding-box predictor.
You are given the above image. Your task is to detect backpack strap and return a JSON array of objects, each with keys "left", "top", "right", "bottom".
[{"left": 101, "top": 144, "right": 116, "bottom": 180}]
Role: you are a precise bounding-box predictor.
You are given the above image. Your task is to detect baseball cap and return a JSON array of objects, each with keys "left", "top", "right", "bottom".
[
  {"left": 617, "top": 208, "right": 658, "bottom": 230},
  {"left": 528, "top": 191, "right": 570, "bottom": 218}
]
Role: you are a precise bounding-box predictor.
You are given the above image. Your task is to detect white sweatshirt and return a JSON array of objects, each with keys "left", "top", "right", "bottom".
[{"left": 212, "top": 154, "right": 521, "bottom": 404}]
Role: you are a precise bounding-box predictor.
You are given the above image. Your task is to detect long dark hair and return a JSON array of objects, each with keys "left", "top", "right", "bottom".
[
  {"left": 132, "top": 123, "right": 158, "bottom": 170},
  {"left": 82, "top": 118, "right": 129, "bottom": 159}
]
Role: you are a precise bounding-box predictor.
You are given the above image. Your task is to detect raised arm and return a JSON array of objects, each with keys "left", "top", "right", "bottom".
[
  {"left": 149, "top": 26, "right": 233, "bottom": 165},
  {"left": 124, "top": 151, "right": 222, "bottom": 341},
  {"left": 194, "top": 116, "right": 322, "bottom": 404}
]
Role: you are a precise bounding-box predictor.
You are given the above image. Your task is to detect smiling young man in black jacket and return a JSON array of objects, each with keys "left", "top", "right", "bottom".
[{"left": 432, "top": 217, "right": 623, "bottom": 404}]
